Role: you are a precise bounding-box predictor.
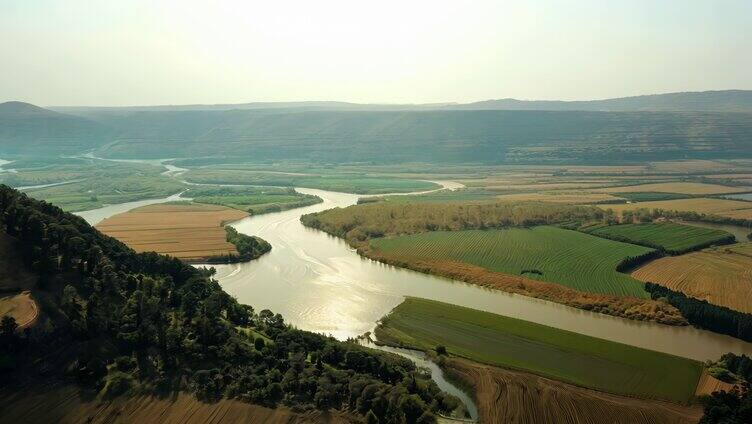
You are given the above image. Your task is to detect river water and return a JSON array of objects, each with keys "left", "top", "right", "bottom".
[{"left": 75, "top": 183, "right": 752, "bottom": 361}]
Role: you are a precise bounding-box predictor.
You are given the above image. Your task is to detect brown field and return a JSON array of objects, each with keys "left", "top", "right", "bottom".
[
  {"left": 694, "top": 370, "right": 737, "bottom": 397},
  {"left": 496, "top": 191, "right": 622, "bottom": 204},
  {"left": 96, "top": 203, "right": 248, "bottom": 262},
  {"left": 485, "top": 182, "right": 613, "bottom": 191},
  {"left": 443, "top": 357, "right": 701, "bottom": 424},
  {"left": 0, "top": 385, "right": 353, "bottom": 424},
  {"left": 0, "top": 291, "right": 39, "bottom": 329},
  {"left": 601, "top": 198, "right": 752, "bottom": 219},
  {"left": 595, "top": 182, "right": 751, "bottom": 195},
  {"left": 366, "top": 254, "right": 686, "bottom": 325},
  {"left": 632, "top": 243, "right": 752, "bottom": 313},
  {"left": 648, "top": 160, "right": 742, "bottom": 174}
]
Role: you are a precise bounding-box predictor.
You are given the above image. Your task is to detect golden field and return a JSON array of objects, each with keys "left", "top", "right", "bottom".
[
  {"left": 632, "top": 243, "right": 752, "bottom": 313},
  {"left": 694, "top": 370, "right": 737, "bottom": 397},
  {"left": 96, "top": 203, "right": 248, "bottom": 262},
  {"left": 596, "top": 182, "right": 751, "bottom": 195},
  {"left": 601, "top": 198, "right": 752, "bottom": 219},
  {"left": 495, "top": 191, "right": 621, "bottom": 204},
  {"left": 0, "top": 291, "right": 38, "bottom": 330},
  {"left": 0, "top": 385, "right": 352, "bottom": 424},
  {"left": 443, "top": 358, "right": 701, "bottom": 424}
]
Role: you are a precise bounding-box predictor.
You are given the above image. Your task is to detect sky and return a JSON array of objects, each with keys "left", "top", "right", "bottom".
[{"left": 1, "top": 0, "right": 751, "bottom": 106}]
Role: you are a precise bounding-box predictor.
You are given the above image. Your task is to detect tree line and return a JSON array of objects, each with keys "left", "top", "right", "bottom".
[
  {"left": 644, "top": 283, "right": 752, "bottom": 342},
  {"left": 0, "top": 184, "right": 459, "bottom": 423}
]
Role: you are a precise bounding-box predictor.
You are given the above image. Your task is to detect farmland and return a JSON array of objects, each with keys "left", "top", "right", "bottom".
[
  {"left": 96, "top": 203, "right": 249, "bottom": 262},
  {"left": 632, "top": 243, "right": 752, "bottom": 313},
  {"left": 183, "top": 186, "right": 321, "bottom": 215},
  {"left": 0, "top": 292, "right": 38, "bottom": 329},
  {"left": 369, "top": 227, "right": 652, "bottom": 298},
  {"left": 181, "top": 168, "right": 439, "bottom": 194},
  {"left": 375, "top": 298, "right": 703, "bottom": 402},
  {"left": 595, "top": 182, "right": 750, "bottom": 195},
  {"left": 601, "top": 197, "right": 752, "bottom": 220},
  {"left": 584, "top": 222, "right": 735, "bottom": 254},
  {"left": 2, "top": 158, "right": 185, "bottom": 211},
  {"left": 494, "top": 191, "right": 622, "bottom": 204},
  {"left": 444, "top": 358, "right": 701, "bottom": 424}
]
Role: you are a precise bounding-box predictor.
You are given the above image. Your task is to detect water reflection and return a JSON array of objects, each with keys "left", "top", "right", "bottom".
[{"left": 207, "top": 187, "right": 752, "bottom": 361}]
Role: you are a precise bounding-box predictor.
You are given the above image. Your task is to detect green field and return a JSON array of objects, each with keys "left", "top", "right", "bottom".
[
  {"left": 585, "top": 222, "right": 734, "bottom": 254},
  {"left": 183, "top": 186, "right": 321, "bottom": 215},
  {"left": 612, "top": 191, "right": 691, "bottom": 202},
  {"left": 375, "top": 298, "right": 702, "bottom": 402},
  {"left": 182, "top": 168, "right": 439, "bottom": 194},
  {"left": 370, "top": 226, "right": 652, "bottom": 297}
]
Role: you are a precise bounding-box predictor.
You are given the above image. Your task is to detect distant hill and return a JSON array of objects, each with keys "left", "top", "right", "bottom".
[
  {"left": 4, "top": 92, "right": 752, "bottom": 163},
  {"left": 50, "top": 90, "right": 752, "bottom": 113},
  {"left": 457, "top": 90, "right": 752, "bottom": 113},
  {"left": 91, "top": 109, "right": 752, "bottom": 164},
  {"left": 0, "top": 101, "right": 107, "bottom": 156}
]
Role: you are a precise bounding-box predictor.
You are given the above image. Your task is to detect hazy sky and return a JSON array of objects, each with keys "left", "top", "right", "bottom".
[{"left": 2, "top": 0, "right": 750, "bottom": 106}]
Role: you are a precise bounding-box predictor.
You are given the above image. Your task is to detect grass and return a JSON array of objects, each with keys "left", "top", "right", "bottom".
[
  {"left": 182, "top": 168, "right": 439, "bottom": 194},
  {"left": 375, "top": 298, "right": 703, "bottom": 402},
  {"left": 369, "top": 227, "right": 652, "bottom": 298},
  {"left": 4, "top": 158, "right": 185, "bottom": 212},
  {"left": 614, "top": 192, "right": 690, "bottom": 202},
  {"left": 585, "top": 222, "right": 735, "bottom": 254},
  {"left": 183, "top": 186, "right": 321, "bottom": 215}
]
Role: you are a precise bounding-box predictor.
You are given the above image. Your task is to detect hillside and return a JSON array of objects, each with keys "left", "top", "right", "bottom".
[
  {"left": 458, "top": 90, "right": 752, "bottom": 112},
  {"left": 0, "top": 102, "right": 107, "bottom": 156},
  {"left": 0, "top": 185, "right": 460, "bottom": 423},
  {"left": 91, "top": 109, "right": 752, "bottom": 163},
  {"left": 4, "top": 94, "right": 752, "bottom": 163}
]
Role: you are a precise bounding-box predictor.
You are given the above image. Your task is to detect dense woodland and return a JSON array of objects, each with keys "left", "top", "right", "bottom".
[
  {"left": 645, "top": 283, "right": 752, "bottom": 342},
  {"left": 206, "top": 227, "right": 272, "bottom": 264},
  {"left": 0, "top": 185, "right": 460, "bottom": 423},
  {"left": 700, "top": 353, "right": 752, "bottom": 424},
  {"left": 302, "top": 201, "right": 606, "bottom": 244}
]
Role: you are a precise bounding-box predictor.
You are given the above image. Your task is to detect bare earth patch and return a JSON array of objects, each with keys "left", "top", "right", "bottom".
[
  {"left": 442, "top": 357, "right": 701, "bottom": 424},
  {"left": 96, "top": 203, "right": 248, "bottom": 262}
]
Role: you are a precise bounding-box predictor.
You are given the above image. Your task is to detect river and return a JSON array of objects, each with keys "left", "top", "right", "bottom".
[{"left": 75, "top": 183, "right": 752, "bottom": 362}]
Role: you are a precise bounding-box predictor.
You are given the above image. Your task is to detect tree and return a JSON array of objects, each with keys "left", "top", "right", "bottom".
[
  {"left": 435, "top": 345, "right": 447, "bottom": 355},
  {"left": 254, "top": 337, "right": 265, "bottom": 351},
  {"left": 366, "top": 410, "right": 379, "bottom": 424},
  {"left": 1, "top": 315, "right": 18, "bottom": 338}
]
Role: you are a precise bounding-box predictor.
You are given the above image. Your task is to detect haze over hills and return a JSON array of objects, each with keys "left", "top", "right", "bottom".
[
  {"left": 1, "top": 90, "right": 752, "bottom": 163},
  {"left": 48, "top": 90, "right": 752, "bottom": 113},
  {"left": 0, "top": 101, "right": 107, "bottom": 156}
]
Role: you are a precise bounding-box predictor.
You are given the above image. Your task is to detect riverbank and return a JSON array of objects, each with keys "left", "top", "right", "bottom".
[
  {"left": 441, "top": 357, "right": 702, "bottom": 424},
  {"left": 374, "top": 297, "right": 702, "bottom": 403}
]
